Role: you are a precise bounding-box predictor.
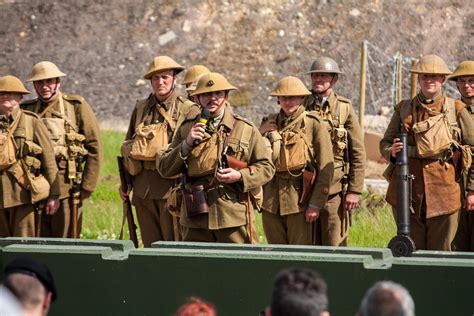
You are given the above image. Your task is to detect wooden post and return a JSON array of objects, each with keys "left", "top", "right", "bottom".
[
  {"left": 396, "top": 53, "right": 403, "bottom": 104},
  {"left": 410, "top": 59, "right": 418, "bottom": 98},
  {"left": 359, "top": 41, "right": 367, "bottom": 131}
]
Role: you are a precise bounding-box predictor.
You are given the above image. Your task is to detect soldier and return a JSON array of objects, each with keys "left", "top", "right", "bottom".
[
  {"left": 0, "top": 75, "right": 59, "bottom": 237},
  {"left": 449, "top": 61, "right": 474, "bottom": 251},
  {"left": 380, "top": 55, "right": 474, "bottom": 251},
  {"left": 22, "top": 61, "right": 102, "bottom": 239},
  {"left": 302, "top": 57, "right": 366, "bottom": 246},
  {"left": 259, "top": 76, "right": 334, "bottom": 245},
  {"left": 157, "top": 72, "right": 274, "bottom": 243},
  {"left": 121, "top": 56, "right": 196, "bottom": 247},
  {"left": 182, "top": 65, "right": 210, "bottom": 103}
]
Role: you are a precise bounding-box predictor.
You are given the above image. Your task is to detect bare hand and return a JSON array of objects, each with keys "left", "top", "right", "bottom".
[
  {"left": 465, "top": 191, "right": 474, "bottom": 211},
  {"left": 305, "top": 206, "right": 321, "bottom": 222},
  {"left": 45, "top": 198, "right": 60, "bottom": 215},
  {"left": 215, "top": 167, "right": 242, "bottom": 184},
  {"left": 390, "top": 138, "right": 403, "bottom": 158},
  {"left": 344, "top": 192, "right": 359, "bottom": 212},
  {"left": 118, "top": 187, "right": 128, "bottom": 202},
  {"left": 185, "top": 122, "right": 206, "bottom": 147}
]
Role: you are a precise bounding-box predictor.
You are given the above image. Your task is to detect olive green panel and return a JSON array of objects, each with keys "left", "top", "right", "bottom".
[{"left": 0, "top": 238, "right": 473, "bottom": 316}]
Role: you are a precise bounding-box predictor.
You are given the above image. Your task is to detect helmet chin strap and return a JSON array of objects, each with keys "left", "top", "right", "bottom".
[
  {"left": 313, "top": 74, "right": 337, "bottom": 97},
  {"left": 155, "top": 74, "right": 176, "bottom": 102}
]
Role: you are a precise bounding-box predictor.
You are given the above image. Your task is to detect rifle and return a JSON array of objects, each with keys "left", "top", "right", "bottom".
[
  {"left": 71, "top": 156, "right": 84, "bottom": 239},
  {"left": 117, "top": 156, "right": 139, "bottom": 248}
]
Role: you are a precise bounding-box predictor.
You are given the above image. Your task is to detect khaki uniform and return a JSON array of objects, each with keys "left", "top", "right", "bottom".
[
  {"left": 260, "top": 106, "right": 334, "bottom": 245},
  {"left": 380, "top": 94, "right": 474, "bottom": 251},
  {"left": 21, "top": 91, "right": 102, "bottom": 238},
  {"left": 303, "top": 91, "right": 366, "bottom": 245},
  {"left": 0, "top": 108, "right": 59, "bottom": 237},
  {"left": 453, "top": 98, "right": 474, "bottom": 251},
  {"left": 157, "top": 104, "right": 275, "bottom": 243},
  {"left": 125, "top": 91, "right": 194, "bottom": 247}
]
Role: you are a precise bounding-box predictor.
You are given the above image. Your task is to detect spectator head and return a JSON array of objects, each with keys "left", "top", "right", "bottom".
[
  {"left": 3, "top": 257, "right": 57, "bottom": 316},
  {"left": 175, "top": 296, "right": 217, "bottom": 316},
  {"left": 266, "top": 267, "right": 329, "bottom": 316},
  {"left": 358, "top": 281, "right": 414, "bottom": 316}
]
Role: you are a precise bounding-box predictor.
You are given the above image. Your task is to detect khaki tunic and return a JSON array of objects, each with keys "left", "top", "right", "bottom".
[
  {"left": 453, "top": 97, "right": 474, "bottom": 251},
  {"left": 21, "top": 91, "right": 102, "bottom": 198},
  {"left": 157, "top": 104, "right": 275, "bottom": 231},
  {"left": 0, "top": 108, "right": 59, "bottom": 237},
  {"left": 303, "top": 91, "right": 366, "bottom": 194},
  {"left": 260, "top": 106, "right": 334, "bottom": 245},
  {"left": 380, "top": 94, "right": 474, "bottom": 250},
  {"left": 125, "top": 91, "right": 195, "bottom": 246}
]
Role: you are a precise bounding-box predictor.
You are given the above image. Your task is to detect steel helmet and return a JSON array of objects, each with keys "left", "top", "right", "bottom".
[
  {"left": 448, "top": 61, "right": 474, "bottom": 81},
  {"left": 0, "top": 75, "right": 30, "bottom": 94},
  {"left": 182, "top": 65, "right": 210, "bottom": 85},
  {"left": 185, "top": 73, "right": 208, "bottom": 93},
  {"left": 410, "top": 54, "right": 451, "bottom": 75},
  {"left": 143, "top": 56, "right": 185, "bottom": 80},
  {"left": 307, "top": 57, "right": 343, "bottom": 74},
  {"left": 270, "top": 76, "right": 311, "bottom": 97},
  {"left": 190, "top": 72, "right": 237, "bottom": 96},
  {"left": 27, "top": 61, "right": 66, "bottom": 82}
]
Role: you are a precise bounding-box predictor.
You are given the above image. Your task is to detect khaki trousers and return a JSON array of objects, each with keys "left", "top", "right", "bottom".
[
  {"left": 410, "top": 211, "right": 459, "bottom": 251},
  {"left": 182, "top": 225, "right": 250, "bottom": 243},
  {"left": 452, "top": 210, "right": 474, "bottom": 251},
  {"left": 0, "top": 205, "right": 37, "bottom": 237},
  {"left": 41, "top": 197, "right": 83, "bottom": 238},
  {"left": 315, "top": 193, "right": 348, "bottom": 246},
  {"left": 133, "top": 196, "right": 180, "bottom": 247},
  {"left": 262, "top": 211, "right": 312, "bottom": 245}
]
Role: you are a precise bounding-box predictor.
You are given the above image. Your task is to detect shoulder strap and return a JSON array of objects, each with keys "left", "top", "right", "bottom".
[
  {"left": 23, "top": 113, "right": 34, "bottom": 141},
  {"left": 134, "top": 98, "right": 149, "bottom": 128},
  {"left": 279, "top": 110, "right": 306, "bottom": 133},
  {"left": 156, "top": 105, "right": 176, "bottom": 131},
  {"left": 445, "top": 97, "right": 457, "bottom": 127},
  {"left": 336, "top": 99, "right": 350, "bottom": 127}
]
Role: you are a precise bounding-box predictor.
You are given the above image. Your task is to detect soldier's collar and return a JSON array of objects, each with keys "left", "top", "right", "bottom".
[
  {"left": 417, "top": 91, "right": 443, "bottom": 105},
  {"left": 154, "top": 90, "right": 178, "bottom": 110},
  {"left": 461, "top": 96, "right": 474, "bottom": 106},
  {"left": 219, "top": 103, "right": 234, "bottom": 130},
  {"left": 39, "top": 90, "right": 62, "bottom": 105}
]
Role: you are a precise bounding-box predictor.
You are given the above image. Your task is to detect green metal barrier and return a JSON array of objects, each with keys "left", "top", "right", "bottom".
[{"left": 1, "top": 238, "right": 473, "bottom": 316}]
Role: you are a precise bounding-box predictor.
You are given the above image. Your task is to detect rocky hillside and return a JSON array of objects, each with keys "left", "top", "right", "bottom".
[{"left": 1, "top": 0, "right": 472, "bottom": 129}]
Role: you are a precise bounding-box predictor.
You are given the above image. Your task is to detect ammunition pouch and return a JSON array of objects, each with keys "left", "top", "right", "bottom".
[
  {"left": 164, "top": 184, "right": 183, "bottom": 217},
  {"left": 7, "top": 162, "right": 29, "bottom": 189},
  {"left": 23, "top": 156, "right": 41, "bottom": 172},
  {"left": 42, "top": 117, "right": 67, "bottom": 159},
  {"left": 129, "top": 122, "right": 168, "bottom": 161},
  {"left": 263, "top": 130, "right": 281, "bottom": 163},
  {"left": 183, "top": 183, "right": 209, "bottom": 218},
  {"left": 23, "top": 140, "right": 43, "bottom": 156},
  {"left": 332, "top": 127, "right": 348, "bottom": 159}
]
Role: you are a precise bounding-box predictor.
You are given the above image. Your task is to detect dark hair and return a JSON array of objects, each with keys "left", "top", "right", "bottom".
[{"left": 270, "top": 267, "right": 328, "bottom": 316}]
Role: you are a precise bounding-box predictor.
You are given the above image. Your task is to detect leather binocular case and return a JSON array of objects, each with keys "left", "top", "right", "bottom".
[
  {"left": 223, "top": 154, "right": 248, "bottom": 170},
  {"left": 183, "top": 184, "right": 209, "bottom": 218},
  {"left": 298, "top": 161, "right": 317, "bottom": 206}
]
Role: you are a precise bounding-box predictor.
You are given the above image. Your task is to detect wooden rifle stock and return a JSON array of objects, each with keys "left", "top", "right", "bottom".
[
  {"left": 299, "top": 161, "right": 317, "bottom": 206},
  {"left": 117, "top": 156, "right": 139, "bottom": 248},
  {"left": 71, "top": 156, "right": 84, "bottom": 239}
]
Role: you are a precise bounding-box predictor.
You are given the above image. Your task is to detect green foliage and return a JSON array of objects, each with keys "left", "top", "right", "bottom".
[{"left": 82, "top": 130, "right": 395, "bottom": 248}]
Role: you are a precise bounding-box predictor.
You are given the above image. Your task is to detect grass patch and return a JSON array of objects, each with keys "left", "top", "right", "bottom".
[{"left": 82, "top": 130, "right": 396, "bottom": 248}]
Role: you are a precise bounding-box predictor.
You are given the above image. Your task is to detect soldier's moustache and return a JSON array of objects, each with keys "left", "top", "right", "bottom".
[{"left": 193, "top": 108, "right": 211, "bottom": 146}]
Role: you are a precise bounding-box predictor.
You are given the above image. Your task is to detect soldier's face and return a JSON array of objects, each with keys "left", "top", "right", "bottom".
[
  {"left": 418, "top": 74, "right": 445, "bottom": 97},
  {"left": 279, "top": 96, "right": 304, "bottom": 116},
  {"left": 456, "top": 76, "right": 474, "bottom": 98},
  {"left": 0, "top": 93, "right": 22, "bottom": 116},
  {"left": 197, "top": 90, "right": 227, "bottom": 117},
  {"left": 33, "top": 78, "right": 60, "bottom": 100},
  {"left": 151, "top": 70, "right": 175, "bottom": 99},
  {"left": 311, "top": 73, "right": 336, "bottom": 95}
]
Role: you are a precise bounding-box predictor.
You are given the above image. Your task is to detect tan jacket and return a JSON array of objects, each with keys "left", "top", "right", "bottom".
[
  {"left": 380, "top": 94, "right": 474, "bottom": 218},
  {"left": 260, "top": 106, "right": 334, "bottom": 215},
  {"left": 157, "top": 104, "right": 275, "bottom": 229},
  {"left": 0, "top": 108, "right": 59, "bottom": 208},
  {"left": 303, "top": 91, "right": 366, "bottom": 194},
  {"left": 126, "top": 91, "right": 195, "bottom": 199},
  {"left": 21, "top": 91, "right": 102, "bottom": 199}
]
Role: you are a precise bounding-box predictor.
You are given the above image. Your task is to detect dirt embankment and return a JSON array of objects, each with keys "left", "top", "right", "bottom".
[{"left": 1, "top": 0, "right": 472, "bottom": 128}]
